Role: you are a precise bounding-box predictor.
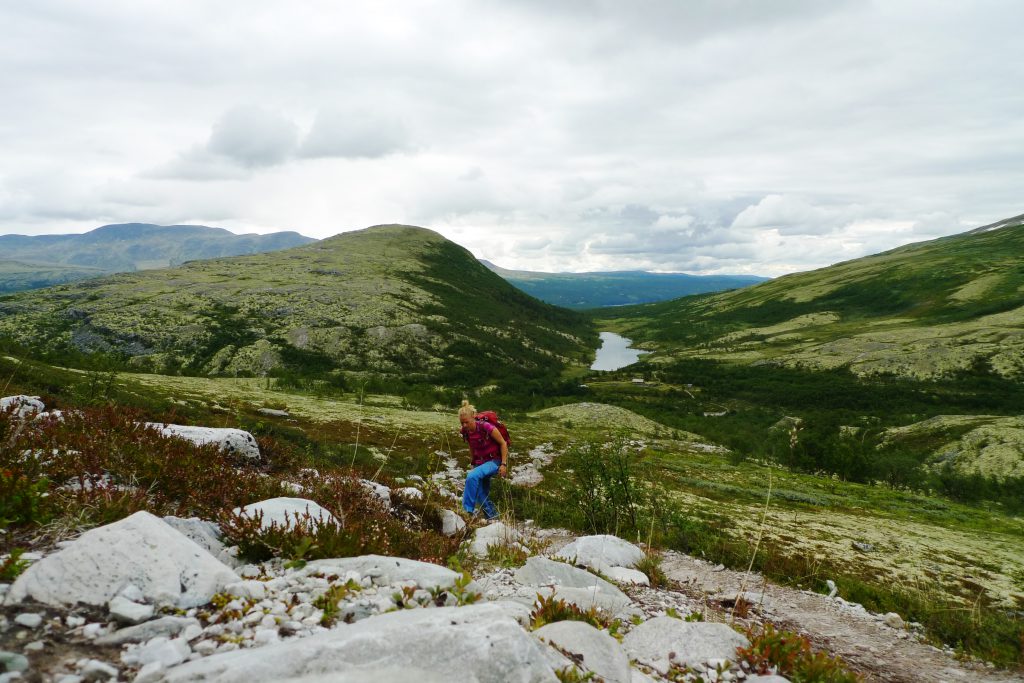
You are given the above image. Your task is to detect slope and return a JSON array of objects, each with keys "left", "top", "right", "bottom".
[
  {"left": 0, "top": 225, "right": 595, "bottom": 385},
  {"left": 602, "top": 214, "right": 1024, "bottom": 380}
]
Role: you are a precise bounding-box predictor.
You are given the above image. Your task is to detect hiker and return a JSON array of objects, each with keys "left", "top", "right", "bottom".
[{"left": 458, "top": 399, "right": 508, "bottom": 520}]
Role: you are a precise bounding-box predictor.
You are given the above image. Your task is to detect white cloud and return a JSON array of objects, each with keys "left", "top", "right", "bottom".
[{"left": 0, "top": 0, "right": 1022, "bottom": 276}]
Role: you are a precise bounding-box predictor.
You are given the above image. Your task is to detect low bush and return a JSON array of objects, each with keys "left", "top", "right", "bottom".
[
  {"left": 737, "top": 623, "right": 861, "bottom": 682},
  {"left": 530, "top": 593, "right": 611, "bottom": 630}
]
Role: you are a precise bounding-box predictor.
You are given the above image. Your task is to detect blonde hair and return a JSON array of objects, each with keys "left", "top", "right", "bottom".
[{"left": 458, "top": 399, "right": 476, "bottom": 419}]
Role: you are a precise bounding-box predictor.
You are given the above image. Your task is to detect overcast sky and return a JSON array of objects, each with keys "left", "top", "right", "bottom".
[{"left": 2, "top": 1, "right": 1022, "bottom": 276}]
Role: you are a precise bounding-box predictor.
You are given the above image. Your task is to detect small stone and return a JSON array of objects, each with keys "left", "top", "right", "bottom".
[
  {"left": 82, "top": 624, "right": 104, "bottom": 639},
  {"left": 134, "top": 661, "right": 164, "bottom": 683},
  {"left": 13, "top": 614, "right": 42, "bottom": 629},
  {"left": 0, "top": 652, "right": 29, "bottom": 672},
  {"left": 23, "top": 641, "right": 44, "bottom": 652},
  {"left": 80, "top": 659, "right": 118, "bottom": 681},
  {"left": 182, "top": 624, "right": 203, "bottom": 641},
  {"left": 225, "top": 580, "right": 267, "bottom": 600},
  {"left": 883, "top": 612, "right": 905, "bottom": 629},
  {"left": 119, "top": 583, "right": 145, "bottom": 603},
  {"left": 192, "top": 640, "right": 218, "bottom": 656},
  {"left": 108, "top": 596, "right": 155, "bottom": 624},
  {"left": 66, "top": 616, "right": 86, "bottom": 628},
  {"left": 253, "top": 628, "right": 279, "bottom": 645}
]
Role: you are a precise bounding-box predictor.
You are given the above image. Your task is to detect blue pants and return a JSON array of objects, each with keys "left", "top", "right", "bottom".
[{"left": 463, "top": 460, "right": 499, "bottom": 519}]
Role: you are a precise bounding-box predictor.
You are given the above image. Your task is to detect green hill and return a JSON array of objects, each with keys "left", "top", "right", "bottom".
[
  {"left": 602, "top": 213, "right": 1024, "bottom": 381},
  {"left": 0, "top": 223, "right": 315, "bottom": 292},
  {"left": 482, "top": 261, "right": 768, "bottom": 309},
  {"left": 0, "top": 225, "right": 596, "bottom": 386}
]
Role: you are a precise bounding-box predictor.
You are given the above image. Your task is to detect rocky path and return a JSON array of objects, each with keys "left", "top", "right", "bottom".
[{"left": 659, "top": 552, "right": 1024, "bottom": 683}]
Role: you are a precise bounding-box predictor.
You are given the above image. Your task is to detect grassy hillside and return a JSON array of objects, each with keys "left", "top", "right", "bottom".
[
  {"left": 2, "top": 353, "right": 1021, "bottom": 666},
  {"left": 483, "top": 261, "right": 767, "bottom": 309},
  {"left": 0, "top": 225, "right": 596, "bottom": 388},
  {"left": 601, "top": 214, "right": 1024, "bottom": 380},
  {"left": 0, "top": 223, "right": 315, "bottom": 292},
  {"left": 0, "top": 260, "right": 107, "bottom": 294}
]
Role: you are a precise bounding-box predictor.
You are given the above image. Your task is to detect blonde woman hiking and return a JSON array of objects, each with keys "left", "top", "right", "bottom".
[{"left": 458, "top": 400, "right": 508, "bottom": 521}]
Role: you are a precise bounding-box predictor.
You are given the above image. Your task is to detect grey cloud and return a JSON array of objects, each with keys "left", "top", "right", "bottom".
[
  {"left": 299, "top": 110, "right": 411, "bottom": 159},
  {"left": 207, "top": 106, "right": 299, "bottom": 168}
]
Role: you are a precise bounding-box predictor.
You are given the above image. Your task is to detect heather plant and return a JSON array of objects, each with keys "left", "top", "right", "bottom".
[
  {"left": 736, "top": 623, "right": 861, "bottom": 683},
  {"left": 530, "top": 593, "right": 611, "bottom": 630},
  {"left": 0, "top": 547, "right": 30, "bottom": 580}
]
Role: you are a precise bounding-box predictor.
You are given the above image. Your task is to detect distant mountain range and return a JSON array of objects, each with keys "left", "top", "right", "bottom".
[
  {"left": 602, "top": 212, "right": 1024, "bottom": 381},
  {"left": 0, "top": 223, "right": 315, "bottom": 293},
  {"left": 0, "top": 225, "right": 594, "bottom": 383},
  {"left": 481, "top": 261, "right": 768, "bottom": 309}
]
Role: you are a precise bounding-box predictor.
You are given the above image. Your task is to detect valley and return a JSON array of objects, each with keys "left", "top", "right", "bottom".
[{"left": 2, "top": 217, "right": 1023, "bottom": 676}]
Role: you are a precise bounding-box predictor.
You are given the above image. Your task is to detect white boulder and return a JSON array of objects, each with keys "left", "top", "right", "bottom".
[
  {"left": 146, "top": 424, "right": 260, "bottom": 460},
  {"left": 534, "top": 620, "right": 631, "bottom": 683},
  {"left": 394, "top": 486, "right": 423, "bottom": 500},
  {"left": 300, "top": 555, "right": 471, "bottom": 592},
  {"left": 469, "top": 521, "right": 523, "bottom": 557},
  {"left": 97, "top": 617, "right": 200, "bottom": 645},
  {"left": 0, "top": 395, "right": 45, "bottom": 418},
  {"left": 439, "top": 510, "right": 466, "bottom": 536},
  {"left": 555, "top": 535, "right": 644, "bottom": 571},
  {"left": 359, "top": 479, "right": 392, "bottom": 506},
  {"left": 622, "top": 617, "right": 749, "bottom": 674},
  {"left": 4, "top": 511, "right": 237, "bottom": 608},
  {"left": 515, "top": 557, "right": 627, "bottom": 601},
  {"left": 603, "top": 566, "right": 649, "bottom": 586},
  {"left": 233, "top": 497, "right": 340, "bottom": 530},
  {"left": 161, "top": 603, "right": 558, "bottom": 682}
]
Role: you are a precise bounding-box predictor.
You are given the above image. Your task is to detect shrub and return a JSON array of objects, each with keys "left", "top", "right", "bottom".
[
  {"left": 562, "top": 436, "right": 644, "bottom": 535},
  {"left": 530, "top": 593, "right": 611, "bottom": 630},
  {"left": 635, "top": 550, "right": 669, "bottom": 589},
  {"left": 0, "top": 548, "right": 30, "bottom": 581},
  {"left": 737, "top": 623, "right": 861, "bottom": 683}
]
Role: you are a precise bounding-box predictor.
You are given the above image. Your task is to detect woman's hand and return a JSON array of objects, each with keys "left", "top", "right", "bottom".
[{"left": 499, "top": 464, "right": 507, "bottom": 477}]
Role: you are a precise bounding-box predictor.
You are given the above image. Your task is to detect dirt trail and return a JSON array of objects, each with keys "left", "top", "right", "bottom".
[{"left": 660, "top": 551, "right": 1024, "bottom": 683}]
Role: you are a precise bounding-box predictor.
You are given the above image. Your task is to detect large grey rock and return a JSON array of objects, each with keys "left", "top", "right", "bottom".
[
  {"left": 161, "top": 603, "right": 558, "bottom": 682},
  {"left": 146, "top": 423, "right": 260, "bottom": 460},
  {"left": 163, "top": 515, "right": 242, "bottom": 569},
  {"left": 604, "top": 566, "right": 649, "bottom": 586},
  {"left": 555, "top": 535, "right": 644, "bottom": 571},
  {"left": 515, "top": 557, "right": 627, "bottom": 601},
  {"left": 622, "top": 617, "right": 749, "bottom": 674},
  {"left": 300, "top": 555, "right": 469, "bottom": 592},
  {"left": 234, "top": 497, "right": 339, "bottom": 530},
  {"left": 0, "top": 395, "right": 44, "bottom": 418},
  {"left": 4, "top": 511, "right": 237, "bottom": 608},
  {"left": 746, "top": 677, "right": 792, "bottom": 683},
  {"left": 97, "top": 616, "right": 200, "bottom": 645},
  {"left": 534, "top": 621, "right": 630, "bottom": 683},
  {"left": 469, "top": 521, "right": 523, "bottom": 557}
]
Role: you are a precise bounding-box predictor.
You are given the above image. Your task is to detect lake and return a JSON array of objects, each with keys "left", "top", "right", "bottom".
[{"left": 590, "top": 331, "right": 649, "bottom": 371}]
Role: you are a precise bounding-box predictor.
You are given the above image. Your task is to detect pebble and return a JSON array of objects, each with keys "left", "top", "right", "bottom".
[
  {"left": 0, "top": 652, "right": 29, "bottom": 672},
  {"left": 23, "top": 641, "right": 44, "bottom": 652},
  {"left": 13, "top": 614, "right": 42, "bottom": 629},
  {"left": 135, "top": 661, "right": 165, "bottom": 683},
  {"left": 81, "top": 624, "right": 103, "bottom": 639},
  {"left": 65, "top": 616, "right": 86, "bottom": 628},
  {"left": 79, "top": 659, "right": 118, "bottom": 681}
]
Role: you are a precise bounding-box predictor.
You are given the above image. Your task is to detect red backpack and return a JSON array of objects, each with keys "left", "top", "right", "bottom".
[{"left": 460, "top": 411, "right": 512, "bottom": 448}]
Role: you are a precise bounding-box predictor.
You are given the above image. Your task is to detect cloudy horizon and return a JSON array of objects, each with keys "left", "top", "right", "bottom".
[{"left": 2, "top": 1, "right": 1021, "bottom": 277}]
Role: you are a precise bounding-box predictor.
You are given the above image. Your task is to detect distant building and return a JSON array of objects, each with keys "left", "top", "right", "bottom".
[{"left": 631, "top": 378, "right": 644, "bottom": 384}]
